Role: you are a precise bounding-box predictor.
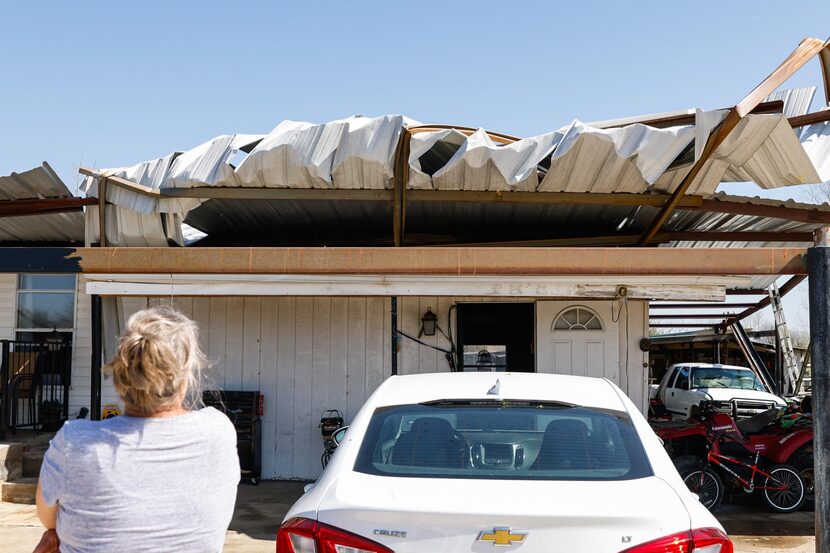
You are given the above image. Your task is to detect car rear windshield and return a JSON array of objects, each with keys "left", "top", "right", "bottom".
[{"left": 354, "top": 401, "right": 652, "bottom": 481}]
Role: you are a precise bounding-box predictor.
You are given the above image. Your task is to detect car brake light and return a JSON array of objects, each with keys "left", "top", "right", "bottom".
[
  {"left": 277, "top": 517, "right": 394, "bottom": 553},
  {"left": 620, "top": 527, "right": 733, "bottom": 553}
]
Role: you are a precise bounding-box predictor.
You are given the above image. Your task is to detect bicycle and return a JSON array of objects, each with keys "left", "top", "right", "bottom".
[
  {"left": 677, "top": 405, "right": 806, "bottom": 512},
  {"left": 319, "top": 409, "right": 344, "bottom": 469}
]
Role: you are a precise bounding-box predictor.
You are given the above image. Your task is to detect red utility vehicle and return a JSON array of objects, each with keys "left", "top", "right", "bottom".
[{"left": 651, "top": 402, "right": 812, "bottom": 512}]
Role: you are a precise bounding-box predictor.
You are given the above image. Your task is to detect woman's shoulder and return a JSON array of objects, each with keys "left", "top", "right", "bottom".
[
  {"left": 193, "top": 407, "right": 236, "bottom": 439},
  {"left": 49, "top": 418, "right": 118, "bottom": 453}
]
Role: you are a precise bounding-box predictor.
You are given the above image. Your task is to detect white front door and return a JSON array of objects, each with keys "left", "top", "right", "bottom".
[{"left": 536, "top": 301, "right": 619, "bottom": 383}]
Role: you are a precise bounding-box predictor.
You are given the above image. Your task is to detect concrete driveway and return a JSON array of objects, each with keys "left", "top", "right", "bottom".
[{"left": 0, "top": 481, "right": 815, "bottom": 552}]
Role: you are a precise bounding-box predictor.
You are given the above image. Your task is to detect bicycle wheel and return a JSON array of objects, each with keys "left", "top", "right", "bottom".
[
  {"left": 682, "top": 467, "right": 723, "bottom": 511},
  {"left": 763, "top": 464, "right": 805, "bottom": 513}
]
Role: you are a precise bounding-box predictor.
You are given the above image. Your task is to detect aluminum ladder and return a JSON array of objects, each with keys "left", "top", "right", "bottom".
[{"left": 768, "top": 282, "right": 801, "bottom": 396}]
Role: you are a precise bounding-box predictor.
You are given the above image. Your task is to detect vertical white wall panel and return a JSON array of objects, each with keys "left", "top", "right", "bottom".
[
  {"left": 259, "top": 297, "right": 278, "bottom": 480},
  {"left": 275, "top": 298, "right": 297, "bottom": 478},
  {"left": 207, "top": 298, "right": 228, "bottom": 388},
  {"left": 0, "top": 274, "right": 16, "bottom": 340},
  {"left": 292, "top": 298, "right": 314, "bottom": 479}
]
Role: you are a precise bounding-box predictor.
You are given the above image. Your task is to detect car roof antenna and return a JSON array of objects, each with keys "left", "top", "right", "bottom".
[{"left": 487, "top": 379, "right": 501, "bottom": 396}]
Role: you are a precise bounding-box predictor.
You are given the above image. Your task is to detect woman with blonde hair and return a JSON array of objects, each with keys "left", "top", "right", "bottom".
[{"left": 35, "top": 306, "right": 239, "bottom": 553}]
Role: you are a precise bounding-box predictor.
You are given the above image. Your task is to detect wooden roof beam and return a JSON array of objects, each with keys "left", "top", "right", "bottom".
[
  {"left": 650, "top": 313, "right": 739, "bottom": 320},
  {"left": 650, "top": 323, "right": 725, "bottom": 328},
  {"left": 0, "top": 197, "right": 97, "bottom": 218},
  {"left": 0, "top": 246, "right": 805, "bottom": 275},
  {"left": 692, "top": 198, "right": 830, "bottom": 224},
  {"left": 650, "top": 303, "right": 756, "bottom": 309},
  {"left": 735, "top": 274, "right": 807, "bottom": 321}
]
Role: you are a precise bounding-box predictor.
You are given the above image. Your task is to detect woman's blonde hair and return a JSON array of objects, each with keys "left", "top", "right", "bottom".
[{"left": 104, "top": 306, "right": 206, "bottom": 414}]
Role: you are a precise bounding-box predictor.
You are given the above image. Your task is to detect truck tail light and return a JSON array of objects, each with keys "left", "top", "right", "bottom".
[
  {"left": 277, "top": 517, "right": 393, "bottom": 553},
  {"left": 621, "top": 527, "right": 733, "bottom": 553}
]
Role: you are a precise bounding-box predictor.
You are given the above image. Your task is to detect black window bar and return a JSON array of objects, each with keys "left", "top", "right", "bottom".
[{"left": 0, "top": 339, "right": 71, "bottom": 439}]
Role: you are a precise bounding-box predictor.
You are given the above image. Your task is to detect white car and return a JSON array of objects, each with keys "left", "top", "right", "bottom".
[
  {"left": 278, "top": 372, "right": 732, "bottom": 553},
  {"left": 655, "top": 363, "right": 787, "bottom": 420}
]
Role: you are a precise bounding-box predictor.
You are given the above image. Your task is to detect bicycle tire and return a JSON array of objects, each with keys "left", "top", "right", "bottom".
[
  {"left": 763, "top": 464, "right": 806, "bottom": 513},
  {"left": 681, "top": 467, "right": 723, "bottom": 511}
]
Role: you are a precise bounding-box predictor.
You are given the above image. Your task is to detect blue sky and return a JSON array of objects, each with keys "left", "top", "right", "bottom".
[{"left": 1, "top": 1, "right": 828, "bottom": 329}]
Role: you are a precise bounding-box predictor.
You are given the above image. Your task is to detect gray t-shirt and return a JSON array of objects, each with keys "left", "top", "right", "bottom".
[{"left": 40, "top": 407, "right": 240, "bottom": 553}]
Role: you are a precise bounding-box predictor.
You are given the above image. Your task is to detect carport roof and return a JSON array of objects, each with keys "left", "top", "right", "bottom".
[{"left": 0, "top": 163, "right": 88, "bottom": 243}]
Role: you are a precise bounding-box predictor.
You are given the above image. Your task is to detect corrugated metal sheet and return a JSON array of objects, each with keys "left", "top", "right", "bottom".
[
  {"left": 798, "top": 118, "right": 830, "bottom": 182},
  {"left": 764, "top": 87, "right": 817, "bottom": 118},
  {"left": 538, "top": 120, "right": 695, "bottom": 193},
  {"left": 655, "top": 114, "right": 821, "bottom": 195},
  {"left": 84, "top": 206, "right": 181, "bottom": 247},
  {"left": 0, "top": 162, "right": 74, "bottom": 200},
  {"left": 0, "top": 163, "right": 84, "bottom": 242},
  {"left": 85, "top": 108, "right": 830, "bottom": 223}
]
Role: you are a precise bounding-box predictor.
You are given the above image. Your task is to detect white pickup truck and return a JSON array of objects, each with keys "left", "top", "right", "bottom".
[{"left": 654, "top": 363, "right": 787, "bottom": 419}]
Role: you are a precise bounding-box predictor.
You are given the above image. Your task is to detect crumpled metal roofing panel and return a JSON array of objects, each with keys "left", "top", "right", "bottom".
[
  {"left": 236, "top": 114, "right": 405, "bottom": 191},
  {"left": 0, "top": 163, "right": 84, "bottom": 242},
  {"left": 538, "top": 120, "right": 695, "bottom": 193},
  {"left": 81, "top": 104, "right": 830, "bottom": 221},
  {"left": 84, "top": 206, "right": 180, "bottom": 247},
  {"left": 764, "top": 86, "right": 816, "bottom": 118},
  {"left": 655, "top": 114, "right": 821, "bottom": 196},
  {"left": 798, "top": 119, "right": 830, "bottom": 182},
  {"left": 0, "top": 212, "right": 84, "bottom": 242},
  {"left": 413, "top": 128, "right": 562, "bottom": 192},
  {"left": 0, "top": 163, "right": 74, "bottom": 200}
]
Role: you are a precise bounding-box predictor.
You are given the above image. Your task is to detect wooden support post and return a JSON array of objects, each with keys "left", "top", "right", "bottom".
[
  {"left": 819, "top": 44, "right": 830, "bottom": 107},
  {"left": 0, "top": 340, "right": 8, "bottom": 441},
  {"left": 97, "top": 176, "right": 107, "bottom": 248},
  {"left": 391, "top": 297, "right": 398, "bottom": 376},
  {"left": 393, "top": 128, "right": 411, "bottom": 247},
  {"left": 90, "top": 295, "right": 103, "bottom": 420},
  {"left": 808, "top": 227, "right": 830, "bottom": 552}
]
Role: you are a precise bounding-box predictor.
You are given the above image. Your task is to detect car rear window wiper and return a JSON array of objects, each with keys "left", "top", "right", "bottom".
[{"left": 419, "top": 399, "right": 579, "bottom": 409}]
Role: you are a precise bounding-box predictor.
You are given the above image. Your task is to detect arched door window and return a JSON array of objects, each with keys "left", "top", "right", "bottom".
[{"left": 552, "top": 306, "right": 604, "bottom": 331}]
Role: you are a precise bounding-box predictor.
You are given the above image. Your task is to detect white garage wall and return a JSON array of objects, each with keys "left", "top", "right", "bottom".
[
  {"left": 87, "top": 296, "right": 392, "bottom": 481},
  {"left": 66, "top": 293, "right": 648, "bottom": 480}
]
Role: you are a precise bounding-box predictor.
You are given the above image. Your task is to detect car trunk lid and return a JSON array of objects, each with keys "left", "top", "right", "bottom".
[{"left": 317, "top": 473, "right": 692, "bottom": 553}]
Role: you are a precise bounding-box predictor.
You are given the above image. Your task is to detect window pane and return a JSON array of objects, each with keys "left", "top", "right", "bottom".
[
  {"left": 17, "top": 292, "right": 75, "bottom": 329},
  {"left": 18, "top": 274, "right": 76, "bottom": 291}
]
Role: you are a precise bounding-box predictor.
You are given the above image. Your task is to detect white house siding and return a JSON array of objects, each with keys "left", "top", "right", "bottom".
[{"left": 0, "top": 274, "right": 15, "bottom": 339}]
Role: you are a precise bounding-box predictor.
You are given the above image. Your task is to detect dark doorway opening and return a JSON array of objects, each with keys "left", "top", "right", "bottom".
[{"left": 456, "top": 303, "right": 535, "bottom": 372}]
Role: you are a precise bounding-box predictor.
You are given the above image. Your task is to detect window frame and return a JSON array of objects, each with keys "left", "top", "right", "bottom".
[
  {"left": 551, "top": 305, "right": 605, "bottom": 331},
  {"left": 674, "top": 366, "right": 691, "bottom": 391},
  {"left": 15, "top": 274, "right": 78, "bottom": 336}
]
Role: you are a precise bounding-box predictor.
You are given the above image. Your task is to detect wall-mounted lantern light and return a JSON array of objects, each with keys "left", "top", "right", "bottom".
[{"left": 420, "top": 307, "right": 438, "bottom": 337}]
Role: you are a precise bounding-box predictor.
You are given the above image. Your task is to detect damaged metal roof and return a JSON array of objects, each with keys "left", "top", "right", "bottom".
[{"left": 0, "top": 163, "right": 84, "bottom": 242}]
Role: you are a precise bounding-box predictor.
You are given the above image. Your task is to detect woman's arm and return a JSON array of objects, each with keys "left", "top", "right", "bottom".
[{"left": 36, "top": 481, "right": 58, "bottom": 529}]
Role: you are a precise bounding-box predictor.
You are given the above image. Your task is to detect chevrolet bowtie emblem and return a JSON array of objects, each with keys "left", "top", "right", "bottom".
[{"left": 477, "top": 527, "right": 527, "bottom": 546}]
